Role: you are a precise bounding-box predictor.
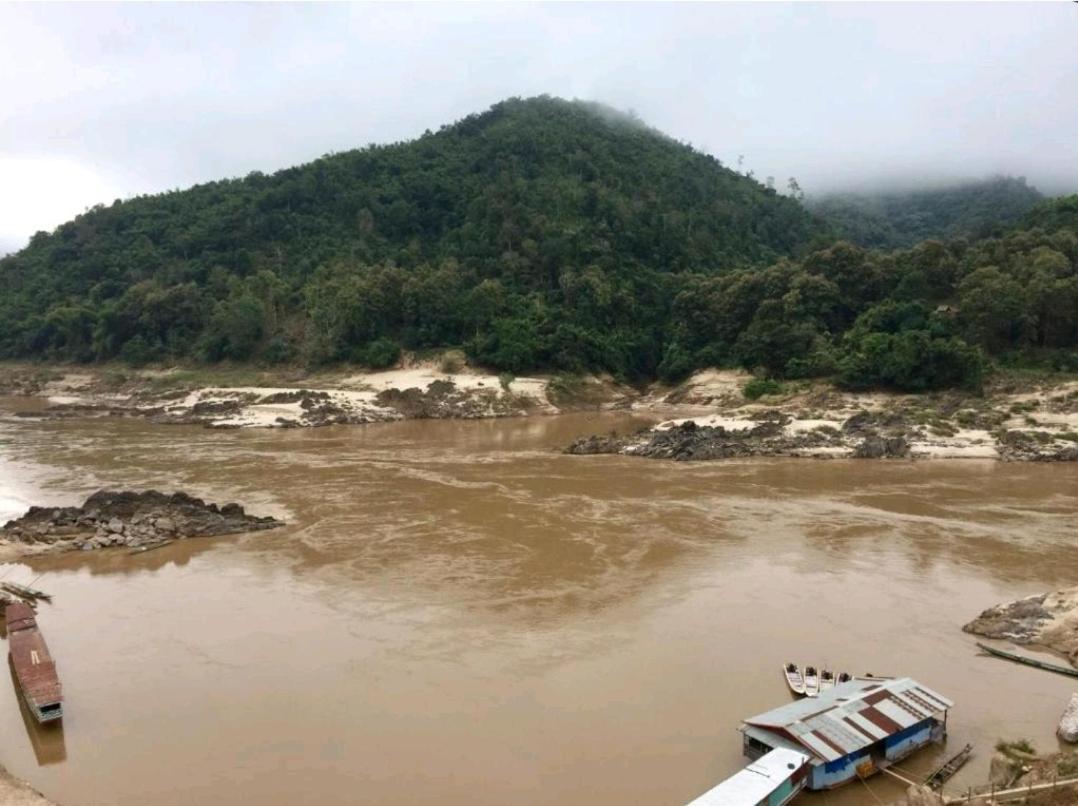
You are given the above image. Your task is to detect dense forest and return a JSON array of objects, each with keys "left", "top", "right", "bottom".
[
  {"left": 2, "top": 96, "right": 1077, "bottom": 391},
  {"left": 807, "top": 176, "right": 1044, "bottom": 250}
]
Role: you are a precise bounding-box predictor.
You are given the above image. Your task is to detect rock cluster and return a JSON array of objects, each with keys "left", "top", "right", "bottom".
[
  {"left": 566, "top": 414, "right": 851, "bottom": 461},
  {"left": 375, "top": 380, "right": 516, "bottom": 419},
  {"left": 963, "top": 587, "right": 1078, "bottom": 668},
  {"left": 853, "top": 434, "right": 910, "bottom": 458},
  {"left": 1, "top": 490, "right": 282, "bottom": 552},
  {"left": 996, "top": 429, "right": 1078, "bottom": 462}
]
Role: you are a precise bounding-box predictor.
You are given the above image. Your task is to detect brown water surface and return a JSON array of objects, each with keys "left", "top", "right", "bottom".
[{"left": 1, "top": 403, "right": 1077, "bottom": 804}]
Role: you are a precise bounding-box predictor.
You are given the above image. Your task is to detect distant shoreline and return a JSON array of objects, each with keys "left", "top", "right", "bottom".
[{"left": 1, "top": 361, "right": 1076, "bottom": 460}]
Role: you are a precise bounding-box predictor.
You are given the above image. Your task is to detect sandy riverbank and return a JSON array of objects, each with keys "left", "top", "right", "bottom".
[
  {"left": 0, "top": 359, "right": 575, "bottom": 428},
  {"left": 2, "top": 361, "right": 1077, "bottom": 460},
  {"left": 0, "top": 764, "right": 54, "bottom": 806}
]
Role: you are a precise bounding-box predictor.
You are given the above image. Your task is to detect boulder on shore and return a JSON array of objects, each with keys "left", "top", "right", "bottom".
[
  {"left": 1059, "top": 694, "right": 1078, "bottom": 743},
  {"left": 1, "top": 489, "right": 282, "bottom": 553},
  {"left": 853, "top": 434, "right": 910, "bottom": 459}
]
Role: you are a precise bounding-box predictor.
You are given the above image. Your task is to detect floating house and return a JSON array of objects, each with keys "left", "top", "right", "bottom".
[
  {"left": 686, "top": 747, "right": 810, "bottom": 806},
  {"left": 739, "top": 677, "right": 952, "bottom": 790}
]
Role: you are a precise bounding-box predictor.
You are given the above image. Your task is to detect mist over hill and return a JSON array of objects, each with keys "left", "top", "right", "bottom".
[{"left": 807, "top": 176, "right": 1046, "bottom": 250}]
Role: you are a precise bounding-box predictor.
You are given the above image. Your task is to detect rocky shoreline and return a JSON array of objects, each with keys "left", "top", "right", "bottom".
[
  {"left": 2, "top": 364, "right": 1077, "bottom": 460},
  {"left": 1, "top": 490, "right": 282, "bottom": 556},
  {"left": 566, "top": 408, "right": 1078, "bottom": 462},
  {"left": 963, "top": 586, "right": 1078, "bottom": 668},
  {"left": 0, "top": 362, "right": 567, "bottom": 429},
  {"left": 566, "top": 371, "right": 1078, "bottom": 463}
]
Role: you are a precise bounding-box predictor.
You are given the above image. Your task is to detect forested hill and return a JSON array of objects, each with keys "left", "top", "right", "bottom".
[
  {"left": 807, "top": 176, "right": 1044, "bottom": 250},
  {"left": 3, "top": 97, "right": 1077, "bottom": 390},
  {"left": 0, "top": 96, "right": 821, "bottom": 375}
]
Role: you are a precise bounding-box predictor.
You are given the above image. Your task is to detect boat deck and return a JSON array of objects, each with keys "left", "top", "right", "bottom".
[{"left": 5, "top": 603, "right": 63, "bottom": 713}]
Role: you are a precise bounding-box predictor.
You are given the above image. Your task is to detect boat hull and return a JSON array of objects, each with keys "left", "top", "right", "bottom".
[{"left": 4, "top": 603, "right": 63, "bottom": 724}]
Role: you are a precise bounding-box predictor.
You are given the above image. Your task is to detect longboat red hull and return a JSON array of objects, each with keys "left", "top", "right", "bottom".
[{"left": 4, "top": 602, "right": 63, "bottom": 722}]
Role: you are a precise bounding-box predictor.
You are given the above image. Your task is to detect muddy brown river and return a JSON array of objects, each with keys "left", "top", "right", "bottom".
[{"left": 1, "top": 402, "right": 1077, "bottom": 805}]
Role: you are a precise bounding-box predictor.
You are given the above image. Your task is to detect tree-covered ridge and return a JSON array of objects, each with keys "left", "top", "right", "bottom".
[
  {"left": 807, "top": 176, "right": 1044, "bottom": 250},
  {"left": 2, "top": 96, "right": 1076, "bottom": 391},
  {"left": 661, "top": 199, "right": 1078, "bottom": 390},
  {"left": 0, "top": 95, "right": 820, "bottom": 375}
]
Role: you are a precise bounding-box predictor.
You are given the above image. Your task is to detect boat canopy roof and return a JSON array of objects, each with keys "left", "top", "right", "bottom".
[
  {"left": 743, "top": 677, "right": 953, "bottom": 763},
  {"left": 686, "top": 747, "right": 809, "bottom": 805}
]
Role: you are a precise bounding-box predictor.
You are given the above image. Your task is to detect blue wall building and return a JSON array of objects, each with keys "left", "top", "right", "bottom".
[{"left": 739, "top": 677, "right": 952, "bottom": 791}]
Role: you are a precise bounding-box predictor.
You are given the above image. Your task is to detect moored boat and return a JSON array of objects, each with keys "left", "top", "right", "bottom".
[
  {"left": 783, "top": 663, "right": 806, "bottom": 695},
  {"left": 819, "top": 668, "right": 835, "bottom": 692},
  {"left": 0, "top": 581, "right": 51, "bottom": 602},
  {"left": 4, "top": 602, "right": 63, "bottom": 722},
  {"left": 804, "top": 665, "right": 820, "bottom": 697}
]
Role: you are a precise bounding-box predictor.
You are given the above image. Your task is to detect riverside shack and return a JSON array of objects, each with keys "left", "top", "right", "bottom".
[{"left": 740, "top": 677, "right": 953, "bottom": 790}]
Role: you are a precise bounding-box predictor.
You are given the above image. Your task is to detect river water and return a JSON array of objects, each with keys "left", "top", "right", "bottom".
[{"left": 0, "top": 402, "right": 1076, "bottom": 805}]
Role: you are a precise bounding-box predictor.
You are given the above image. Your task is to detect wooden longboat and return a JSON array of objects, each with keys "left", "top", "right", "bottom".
[
  {"left": 976, "top": 642, "right": 1078, "bottom": 679},
  {"left": 819, "top": 668, "right": 835, "bottom": 693},
  {"left": 4, "top": 602, "right": 63, "bottom": 722},
  {"left": 783, "top": 663, "right": 806, "bottom": 696},
  {"left": 0, "top": 582, "right": 51, "bottom": 602},
  {"left": 925, "top": 742, "right": 973, "bottom": 790}
]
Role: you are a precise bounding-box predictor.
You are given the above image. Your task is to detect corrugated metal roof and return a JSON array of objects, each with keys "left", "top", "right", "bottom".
[
  {"left": 743, "top": 677, "right": 951, "bottom": 762},
  {"left": 742, "top": 724, "right": 809, "bottom": 755},
  {"left": 685, "top": 748, "right": 809, "bottom": 805}
]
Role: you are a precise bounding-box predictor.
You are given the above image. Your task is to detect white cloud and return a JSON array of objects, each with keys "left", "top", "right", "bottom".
[
  {"left": 1, "top": 2, "right": 1075, "bottom": 251},
  {"left": 0, "top": 155, "right": 128, "bottom": 252}
]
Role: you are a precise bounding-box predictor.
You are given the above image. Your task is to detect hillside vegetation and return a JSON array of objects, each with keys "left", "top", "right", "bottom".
[
  {"left": 807, "top": 176, "right": 1044, "bottom": 250},
  {"left": 662, "top": 194, "right": 1078, "bottom": 390},
  {"left": 2, "top": 97, "right": 1077, "bottom": 391},
  {"left": 0, "top": 96, "right": 818, "bottom": 379}
]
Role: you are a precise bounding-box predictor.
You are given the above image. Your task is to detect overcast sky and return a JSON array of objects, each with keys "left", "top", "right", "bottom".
[{"left": 1, "top": 2, "right": 1076, "bottom": 255}]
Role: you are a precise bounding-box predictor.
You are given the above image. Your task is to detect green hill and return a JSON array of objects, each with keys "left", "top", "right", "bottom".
[
  {"left": 807, "top": 176, "right": 1044, "bottom": 250},
  {"left": 0, "top": 96, "right": 821, "bottom": 376},
  {"left": 3, "top": 98, "right": 1076, "bottom": 390}
]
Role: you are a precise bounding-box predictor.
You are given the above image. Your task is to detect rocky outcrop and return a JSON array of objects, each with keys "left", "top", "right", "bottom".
[
  {"left": 1059, "top": 694, "right": 1078, "bottom": 743},
  {"left": 375, "top": 380, "right": 517, "bottom": 419},
  {"left": 566, "top": 416, "right": 850, "bottom": 461},
  {"left": 853, "top": 434, "right": 911, "bottom": 458},
  {"left": 1, "top": 490, "right": 282, "bottom": 552},
  {"left": 997, "top": 429, "right": 1078, "bottom": 462},
  {"left": 563, "top": 432, "right": 628, "bottom": 455},
  {"left": 963, "top": 587, "right": 1078, "bottom": 668}
]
